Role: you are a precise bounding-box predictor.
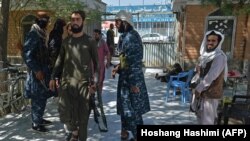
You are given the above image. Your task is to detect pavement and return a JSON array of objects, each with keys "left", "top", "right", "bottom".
[{"left": 3, "top": 62, "right": 248, "bottom": 140}]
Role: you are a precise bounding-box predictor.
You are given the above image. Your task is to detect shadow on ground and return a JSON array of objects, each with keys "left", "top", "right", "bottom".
[{"left": 0, "top": 67, "right": 197, "bottom": 141}]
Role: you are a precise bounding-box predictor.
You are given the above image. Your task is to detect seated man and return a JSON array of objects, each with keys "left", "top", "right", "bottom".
[{"left": 155, "top": 63, "right": 183, "bottom": 82}]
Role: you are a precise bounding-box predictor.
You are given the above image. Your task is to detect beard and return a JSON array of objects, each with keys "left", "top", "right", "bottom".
[
  {"left": 206, "top": 45, "right": 217, "bottom": 53},
  {"left": 117, "top": 23, "right": 125, "bottom": 33},
  {"left": 71, "top": 23, "right": 83, "bottom": 33}
]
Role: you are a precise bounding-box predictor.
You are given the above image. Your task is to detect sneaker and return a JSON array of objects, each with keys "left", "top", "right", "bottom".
[
  {"left": 32, "top": 124, "right": 49, "bottom": 132},
  {"left": 41, "top": 119, "right": 52, "bottom": 126}
]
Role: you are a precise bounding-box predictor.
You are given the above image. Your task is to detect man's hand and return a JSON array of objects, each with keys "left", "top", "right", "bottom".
[
  {"left": 49, "top": 80, "right": 56, "bottom": 91},
  {"left": 111, "top": 64, "right": 119, "bottom": 79},
  {"left": 106, "top": 62, "right": 110, "bottom": 68},
  {"left": 55, "top": 79, "right": 60, "bottom": 88},
  {"left": 196, "top": 65, "right": 201, "bottom": 74},
  {"left": 88, "top": 83, "right": 97, "bottom": 94},
  {"left": 35, "top": 71, "right": 44, "bottom": 80},
  {"left": 131, "top": 86, "right": 140, "bottom": 94}
]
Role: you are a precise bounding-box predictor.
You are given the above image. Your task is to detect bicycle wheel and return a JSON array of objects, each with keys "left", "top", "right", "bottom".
[{"left": 10, "top": 76, "right": 29, "bottom": 113}]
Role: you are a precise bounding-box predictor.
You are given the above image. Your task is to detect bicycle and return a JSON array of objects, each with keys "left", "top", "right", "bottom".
[{"left": 0, "top": 61, "right": 29, "bottom": 115}]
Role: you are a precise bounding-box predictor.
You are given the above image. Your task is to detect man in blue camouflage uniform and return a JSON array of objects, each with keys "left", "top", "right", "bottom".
[
  {"left": 112, "top": 10, "right": 150, "bottom": 141},
  {"left": 23, "top": 11, "right": 53, "bottom": 132}
]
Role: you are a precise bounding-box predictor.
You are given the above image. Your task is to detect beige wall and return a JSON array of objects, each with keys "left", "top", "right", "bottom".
[{"left": 7, "top": 10, "right": 53, "bottom": 58}]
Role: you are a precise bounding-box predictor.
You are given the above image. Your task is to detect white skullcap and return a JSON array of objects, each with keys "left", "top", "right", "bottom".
[{"left": 115, "top": 10, "right": 134, "bottom": 27}]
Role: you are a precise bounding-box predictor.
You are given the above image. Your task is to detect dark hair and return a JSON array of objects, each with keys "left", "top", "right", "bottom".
[
  {"left": 110, "top": 23, "right": 114, "bottom": 28},
  {"left": 207, "top": 31, "right": 222, "bottom": 43},
  {"left": 124, "top": 22, "right": 133, "bottom": 32},
  {"left": 49, "top": 18, "right": 66, "bottom": 37},
  {"left": 35, "top": 18, "right": 50, "bottom": 29},
  {"left": 93, "top": 29, "right": 101, "bottom": 35},
  {"left": 71, "top": 10, "right": 86, "bottom": 20},
  {"left": 35, "top": 11, "right": 50, "bottom": 29}
]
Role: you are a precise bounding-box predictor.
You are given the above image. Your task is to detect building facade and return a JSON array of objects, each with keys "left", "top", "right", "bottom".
[
  {"left": 5, "top": 0, "right": 106, "bottom": 63},
  {"left": 102, "top": 3, "right": 175, "bottom": 40},
  {"left": 173, "top": 0, "right": 250, "bottom": 74}
]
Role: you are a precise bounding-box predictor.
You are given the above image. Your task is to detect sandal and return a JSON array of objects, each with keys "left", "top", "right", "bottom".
[
  {"left": 121, "top": 130, "right": 135, "bottom": 141},
  {"left": 70, "top": 132, "right": 78, "bottom": 141},
  {"left": 121, "top": 130, "right": 129, "bottom": 140}
]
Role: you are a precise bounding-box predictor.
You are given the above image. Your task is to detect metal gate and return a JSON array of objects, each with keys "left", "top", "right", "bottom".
[
  {"left": 102, "top": 4, "right": 179, "bottom": 68},
  {"left": 143, "top": 42, "right": 176, "bottom": 68}
]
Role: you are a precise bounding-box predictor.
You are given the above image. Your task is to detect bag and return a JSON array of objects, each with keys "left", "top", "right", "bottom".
[{"left": 119, "top": 53, "right": 128, "bottom": 69}]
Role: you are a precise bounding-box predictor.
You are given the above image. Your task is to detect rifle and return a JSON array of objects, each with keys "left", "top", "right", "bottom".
[{"left": 89, "top": 79, "right": 108, "bottom": 132}]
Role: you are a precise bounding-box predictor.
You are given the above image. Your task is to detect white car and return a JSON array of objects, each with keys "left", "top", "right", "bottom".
[{"left": 141, "top": 33, "right": 169, "bottom": 43}]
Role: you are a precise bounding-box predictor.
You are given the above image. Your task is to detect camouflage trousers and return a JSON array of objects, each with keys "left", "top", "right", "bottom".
[{"left": 31, "top": 97, "right": 48, "bottom": 124}]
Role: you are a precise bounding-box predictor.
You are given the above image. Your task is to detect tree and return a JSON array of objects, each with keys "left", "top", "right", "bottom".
[
  {"left": 0, "top": 0, "right": 10, "bottom": 66},
  {"left": 201, "top": 0, "right": 250, "bottom": 95}
]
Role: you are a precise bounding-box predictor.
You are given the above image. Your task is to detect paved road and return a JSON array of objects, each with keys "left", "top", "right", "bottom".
[{"left": 0, "top": 67, "right": 197, "bottom": 141}]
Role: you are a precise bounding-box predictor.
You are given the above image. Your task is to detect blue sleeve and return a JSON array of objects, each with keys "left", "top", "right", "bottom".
[
  {"left": 23, "top": 31, "right": 42, "bottom": 73},
  {"left": 125, "top": 33, "right": 143, "bottom": 87}
]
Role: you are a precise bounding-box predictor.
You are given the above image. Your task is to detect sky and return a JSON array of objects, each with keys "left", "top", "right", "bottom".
[{"left": 102, "top": 0, "right": 171, "bottom": 6}]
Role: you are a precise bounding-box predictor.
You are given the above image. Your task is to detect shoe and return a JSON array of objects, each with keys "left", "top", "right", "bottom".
[
  {"left": 65, "top": 132, "right": 72, "bottom": 141},
  {"left": 41, "top": 119, "right": 52, "bottom": 126},
  {"left": 121, "top": 130, "right": 134, "bottom": 141},
  {"left": 32, "top": 124, "right": 49, "bottom": 132},
  {"left": 155, "top": 73, "right": 159, "bottom": 79}
]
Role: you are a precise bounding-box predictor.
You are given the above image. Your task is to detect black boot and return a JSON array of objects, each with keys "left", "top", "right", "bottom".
[
  {"left": 32, "top": 123, "right": 49, "bottom": 132},
  {"left": 41, "top": 119, "right": 52, "bottom": 126}
]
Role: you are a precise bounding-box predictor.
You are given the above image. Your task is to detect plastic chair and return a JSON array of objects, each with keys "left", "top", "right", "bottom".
[
  {"left": 217, "top": 95, "right": 250, "bottom": 124},
  {"left": 165, "top": 69, "right": 194, "bottom": 103}
]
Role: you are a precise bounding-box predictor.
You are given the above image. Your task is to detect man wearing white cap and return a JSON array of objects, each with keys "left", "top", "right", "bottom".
[
  {"left": 112, "top": 10, "right": 150, "bottom": 140},
  {"left": 191, "top": 30, "right": 228, "bottom": 125}
]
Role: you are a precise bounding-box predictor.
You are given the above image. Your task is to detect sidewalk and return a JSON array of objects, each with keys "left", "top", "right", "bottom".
[{"left": 0, "top": 67, "right": 197, "bottom": 141}]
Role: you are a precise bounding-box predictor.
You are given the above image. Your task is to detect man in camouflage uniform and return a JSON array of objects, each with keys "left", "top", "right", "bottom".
[
  {"left": 23, "top": 11, "right": 53, "bottom": 132},
  {"left": 49, "top": 10, "right": 99, "bottom": 141},
  {"left": 112, "top": 10, "right": 150, "bottom": 141}
]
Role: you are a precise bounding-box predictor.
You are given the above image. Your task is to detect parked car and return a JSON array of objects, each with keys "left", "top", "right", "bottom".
[{"left": 141, "top": 33, "right": 169, "bottom": 43}]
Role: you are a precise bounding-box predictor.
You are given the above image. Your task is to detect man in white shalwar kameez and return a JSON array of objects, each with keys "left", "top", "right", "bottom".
[{"left": 193, "top": 30, "right": 228, "bottom": 125}]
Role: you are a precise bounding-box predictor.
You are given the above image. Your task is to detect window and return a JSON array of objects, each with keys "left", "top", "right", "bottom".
[
  {"left": 206, "top": 15, "right": 236, "bottom": 59},
  {"left": 151, "top": 34, "right": 159, "bottom": 37},
  {"left": 21, "top": 15, "right": 36, "bottom": 42}
]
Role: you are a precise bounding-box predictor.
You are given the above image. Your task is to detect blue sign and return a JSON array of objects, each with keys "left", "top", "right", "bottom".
[
  {"left": 107, "top": 4, "right": 172, "bottom": 13},
  {"left": 105, "top": 4, "right": 175, "bottom": 22}
]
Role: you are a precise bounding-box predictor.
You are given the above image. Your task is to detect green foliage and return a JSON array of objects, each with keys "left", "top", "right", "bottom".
[
  {"left": 200, "top": 0, "right": 250, "bottom": 15},
  {"left": 86, "top": 10, "right": 102, "bottom": 22},
  {"left": 35, "top": 0, "right": 87, "bottom": 20},
  {"left": 34, "top": 0, "right": 102, "bottom": 22},
  {"left": 201, "top": 0, "right": 222, "bottom": 7}
]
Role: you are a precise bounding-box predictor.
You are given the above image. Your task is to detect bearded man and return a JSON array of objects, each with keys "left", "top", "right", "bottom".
[
  {"left": 49, "top": 10, "right": 99, "bottom": 141},
  {"left": 112, "top": 10, "right": 150, "bottom": 141},
  {"left": 191, "top": 30, "right": 228, "bottom": 125}
]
